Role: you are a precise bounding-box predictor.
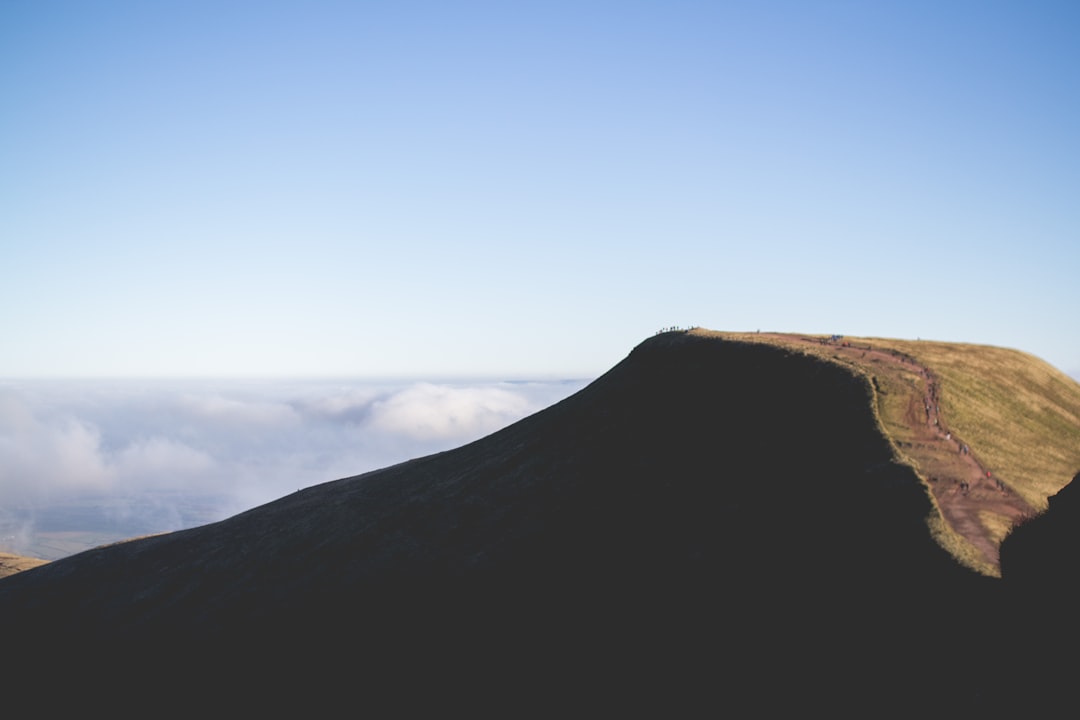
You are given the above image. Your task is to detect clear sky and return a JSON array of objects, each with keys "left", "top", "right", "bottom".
[{"left": 3, "top": 1, "right": 1079, "bottom": 378}]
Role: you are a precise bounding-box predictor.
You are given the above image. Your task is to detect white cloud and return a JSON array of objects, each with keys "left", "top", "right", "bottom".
[
  {"left": 368, "top": 383, "right": 533, "bottom": 441},
  {"left": 295, "top": 386, "right": 383, "bottom": 421},
  {"left": 111, "top": 437, "right": 216, "bottom": 487},
  {"left": 177, "top": 392, "right": 302, "bottom": 428},
  {"left": 0, "top": 390, "right": 111, "bottom": 503}
]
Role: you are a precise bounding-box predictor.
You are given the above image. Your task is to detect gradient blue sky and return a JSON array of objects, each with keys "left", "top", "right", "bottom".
[{"left": 3, "top": 1, "right": 1078, "bottom": 378}]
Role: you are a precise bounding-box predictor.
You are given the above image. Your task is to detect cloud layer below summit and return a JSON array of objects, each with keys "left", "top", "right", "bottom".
[{"left": 0, "top": 377, "right": 587, "bottom": 559}]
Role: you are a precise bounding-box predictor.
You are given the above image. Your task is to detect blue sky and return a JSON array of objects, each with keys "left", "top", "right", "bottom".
[{"left": 3, "top": 1, "right": 1079, "bottom": 378}]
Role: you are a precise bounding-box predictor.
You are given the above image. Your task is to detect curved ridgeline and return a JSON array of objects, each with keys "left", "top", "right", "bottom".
[{"left": 0, "top": 330, "right": 1077, "bottom": 713}]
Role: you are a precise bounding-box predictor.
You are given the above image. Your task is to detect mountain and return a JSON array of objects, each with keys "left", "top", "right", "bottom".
[{"left": 1, "top": 330, "right": 1077, "bottom": 714}]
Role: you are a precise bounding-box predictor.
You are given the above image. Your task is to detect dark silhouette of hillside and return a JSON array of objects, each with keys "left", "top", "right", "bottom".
[
  {"left": 0, "top": 332, "right": 1066, "bottom": 713},
  {"left": 1001, "top": 472, "right": 1080, "bottom": 594},
  {"left": 997, "top": 471, "right": 1080, "bottom": 711}
]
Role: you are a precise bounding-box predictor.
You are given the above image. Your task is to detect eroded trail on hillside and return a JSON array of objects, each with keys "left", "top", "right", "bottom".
[{"left": 762, "top": 333, "right": 1037, "bottom": 573}]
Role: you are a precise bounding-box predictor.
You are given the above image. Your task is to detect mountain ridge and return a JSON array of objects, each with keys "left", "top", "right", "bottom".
[{"left": 2, "top": 330, "right": 1077, "bottom": 712}]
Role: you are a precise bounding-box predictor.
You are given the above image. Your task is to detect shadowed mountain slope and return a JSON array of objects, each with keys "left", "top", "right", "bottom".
[
  {"left": 997, "top": 471, "right": 1080, "bottom": 707},
  {"left": 1001, "top": 470, "right": 1080, "bottom": 603},
  {"left": 0, "top": 331, "right": 1062, "bottom": 712}
]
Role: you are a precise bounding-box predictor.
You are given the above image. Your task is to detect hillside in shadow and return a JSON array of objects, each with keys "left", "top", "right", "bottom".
[
  {"left": 1, "top": 331, "right": 1068, "bottom": 713},
  {"left": 998, "top": 470, "right": 1080, "bottom": 708},
  {"left": 1001, "top": 471, "right": 1080, "bottom": 592}
]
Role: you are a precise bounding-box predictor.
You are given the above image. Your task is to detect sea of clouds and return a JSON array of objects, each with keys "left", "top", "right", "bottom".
[{"left": 0, "top": 377, "right": 590, "bottom": 560}]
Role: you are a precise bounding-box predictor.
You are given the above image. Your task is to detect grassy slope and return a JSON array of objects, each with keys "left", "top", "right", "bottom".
[
  {"left": 880, "top": 339, "right": 1080, "bottom": 509},
  {"left": 0, "top": 553, "right": 48, "bottom": 579},
  {"left": 695, "top": 329, "right": 1080, "bottom": 575}
]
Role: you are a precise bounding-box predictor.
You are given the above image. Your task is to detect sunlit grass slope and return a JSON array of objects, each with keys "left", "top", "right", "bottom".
[
  {"left": 0, "top": 553, "right": 48, "bottom": 579},
  {"left": 882, "top": 339, "right": 1080, "bottom": 510},
  {"left": 703, "top": 330, "right": 1080, "bottom": 507}
]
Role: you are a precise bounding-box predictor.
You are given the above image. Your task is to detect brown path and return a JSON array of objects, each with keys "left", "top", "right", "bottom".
[{"left": 757, "top": 333, "right": 1037, "bottom": 572}]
